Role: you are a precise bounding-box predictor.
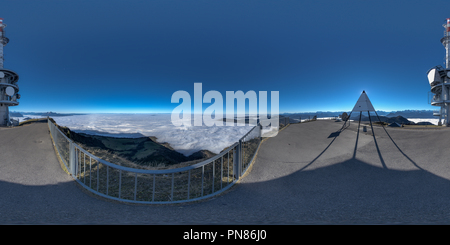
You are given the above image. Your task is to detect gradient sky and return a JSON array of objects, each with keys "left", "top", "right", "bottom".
[{"left": 2, "top": 0, "right": 449, "bottom": 114}]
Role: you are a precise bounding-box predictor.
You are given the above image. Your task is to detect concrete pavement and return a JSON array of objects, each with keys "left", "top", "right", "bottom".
[{"left": 1, "top": 120, "right": 450, "bottom": 224}]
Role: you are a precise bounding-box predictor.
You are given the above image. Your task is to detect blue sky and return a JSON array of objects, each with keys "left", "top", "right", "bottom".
[{"left": 2, "top": 0, "right": 449, "bottom": 114}]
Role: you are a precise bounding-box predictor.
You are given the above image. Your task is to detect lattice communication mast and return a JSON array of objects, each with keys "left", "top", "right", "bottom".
[
  {"left": 0, "top": 18, "right": 20, "bottom": 126},
  {"left": 428, "top": 19, "right": 450, "bottom": 126}
]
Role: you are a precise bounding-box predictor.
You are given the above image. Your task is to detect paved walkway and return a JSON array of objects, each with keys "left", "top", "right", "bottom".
[{"left": 1, "top": 120, "right": 450, "bottom": 224}]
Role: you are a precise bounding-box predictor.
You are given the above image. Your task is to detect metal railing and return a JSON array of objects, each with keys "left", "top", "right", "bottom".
[
  {"left": 433, "top": 110, "right": 441, "bottom": 116},
  {"left": 277, "top": 116, "right": 324, "bottom": 127},
  {"left": 279, "top": 117, "right": 290, "bottom": 129},
  {"left": 48, "top": 118, "right": 262, "bottom": 204}
]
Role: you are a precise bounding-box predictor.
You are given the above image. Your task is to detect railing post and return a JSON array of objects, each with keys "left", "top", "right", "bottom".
[
  {"left": 260, "top": 124, "right": 263, "bottom": 140},
  {"left": 48, "top": 118, "right": 258, "bottom": 204},
  {"left": 234, "top": 140, "right": 242, "bottom": 179},
  {"left": 69, "top": 142, "right": 76, "bottom": 176}
]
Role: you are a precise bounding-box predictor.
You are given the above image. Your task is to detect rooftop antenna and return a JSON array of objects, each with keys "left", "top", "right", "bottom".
[
  {"left": 427, "top": 18, "right": 450, "bottom": 126},
  {"left": 0, "top": 18, "right": 20, "bottom": 126},
  {"left": 443, "top": 18, "right": 450, "bottom": 69}
]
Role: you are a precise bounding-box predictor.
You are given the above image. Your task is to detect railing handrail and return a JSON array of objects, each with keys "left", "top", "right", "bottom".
[
  {"left": 239, "top": 123, "right": 260, "bottom": 140},
  {"left": 51, "top": 119, "right": 72, "bottom": 142},
  {"left": 49, "top": 119, "right": 256, "bottom": 174},
  {"left": 72, "top": 140, "right": 240, "bottom": 175},
  {"left": 48, "top": 117, "right": 263, "bottom": 204}
]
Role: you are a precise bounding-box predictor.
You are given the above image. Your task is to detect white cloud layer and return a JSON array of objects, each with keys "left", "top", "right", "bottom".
[
  {"left": 406, "top": 118, "right": 439, "bottom": 125},
  {"left": 11, "top": 115, "right": 439, "bottom": 156},
  {"left": 41, "top": 113, "right": 255, "bottom": 156}
]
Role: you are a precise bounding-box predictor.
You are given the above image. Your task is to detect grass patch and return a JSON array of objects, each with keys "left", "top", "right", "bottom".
[
  {"left": 401, "top": 124, "right": 441, "bottom": 129},
  {"left": 19, "top": 118, "right": 47, "bottom": 126}
]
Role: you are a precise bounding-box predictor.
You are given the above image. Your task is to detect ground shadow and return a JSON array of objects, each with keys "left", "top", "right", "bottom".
[
  {"left": 381, "top": 126, "right": 424, "bottom": 171},
  {"left": 233, "top": 155, "right": 450, "bottom": 224},
  {"left": 3, "top": 119, "right": 450, "bottom": 225},
  {"left": 321, "top": 115, "right": 388, "bottom": 170},
  {"left": 368, "top": 121, "right": 387, "bottom": 169},
  {"left": 222, "top": 120, "right": 450, "bottom": 224},
  {"left": 300, "top": 120, "right": 351, "bottom": 171}
]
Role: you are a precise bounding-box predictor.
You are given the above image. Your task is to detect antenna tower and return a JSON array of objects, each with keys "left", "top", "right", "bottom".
[
  {"left": 427, "top": 19, "right": 450, "bottom": 126},
  {"left": 0, "top": 18, "right": 20, "bottom": 126}
]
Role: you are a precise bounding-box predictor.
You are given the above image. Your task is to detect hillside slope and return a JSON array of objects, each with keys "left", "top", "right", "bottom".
[{"left": 52, "top": 120, "right": 216, "bottom": 168}]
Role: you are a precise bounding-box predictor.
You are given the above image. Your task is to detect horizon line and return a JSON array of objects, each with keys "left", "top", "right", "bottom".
[{"left": 11, "top": 109, "right": 438, "bottom": 115}]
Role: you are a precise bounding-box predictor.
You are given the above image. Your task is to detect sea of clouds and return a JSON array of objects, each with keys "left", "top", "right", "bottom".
[
  {"left": 16, "top": 113, "right": 256, "bottom": 156},
  {"left": 407, "top": 118, "right": 439, "bottom": 125},
  {"left": 11, "top": 114, "right": 439, "bottom": 156}
]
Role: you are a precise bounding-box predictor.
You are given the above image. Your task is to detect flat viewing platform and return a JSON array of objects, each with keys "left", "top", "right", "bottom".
[{"left": 1, "top": 119, "right": 450, "bottom": 224}]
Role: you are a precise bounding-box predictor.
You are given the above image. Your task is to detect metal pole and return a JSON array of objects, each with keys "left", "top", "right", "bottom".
[
  {"left": 368, "top": 111, "right": 375, "bottom": 137},
  {"left": 227, "top": 151, "right": 230, "bottom": 183},
  {"left": 187, "top": 169, "right": 191, "bottom": 199},
  {"left": 353, "top": 111, "right": 362, "bottom": 159},
  {"left": 259, "top": 124, "right": 262, "bottom": 138},
  {"left": 106, "top": 165, "right": 109, "bottom": 196},
  {"left": 358, "top": 111, "right": 362, "bottom": 132},
  {"left": 233, "top": 144, "right": 239, "bottom": 180},
  {"left": 241, "top": 140, "right": 245, "bottom": 173},
  {"left": 134, "top": 172, "right": 138, "bottom": 201},
  {"left": 97, "top": 161, "right": 99, "bottom": 192},
  {"left": 119, "top": 170, "right": 122, "bottom": 199},
  {"left": 152, "top": 174, "right": 156, "bottom": 202},
  {"left": 241, "top": 139, "right": 244, "bottom": 175},
  {"left": 69, "top": 142, "right": 76, "bottom": 176},
  {"left": 83, "top": 153, "right": 86, "bottom": 184},
  {"left": 89, "top": 157, "right": 92, "bottom": 188},
  {"left": 212, "top": 160, "right": 215, "bottom": 193},
  {"left": 348, "top": 112, "right": 352, "bottom": 126},
  {"left": 171, "top": 173, "right": 174, "bottom": 201},
  {"left": 236, "top": 140, "right": 242, "bottom": 178},
  {"left": 374, "top": 110, "right": 384, "bottom": 128},
  {"left": 201, "top": 165, "right": 204, "bottom": 196},
  {"left": 341, "top": 111, "right": 352, "bottom": 129},
  {"left": 77, "top": 149, "right": 80, "bottom": 179}
]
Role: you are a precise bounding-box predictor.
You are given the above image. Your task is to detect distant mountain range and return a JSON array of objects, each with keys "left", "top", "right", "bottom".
[
  {"left": 281, "top": 110, "right": 435, "bottom": 119},
  {"left": 9, "top": 111, "right": 23, "bottom": 117},
  {"left": 10, "top": 111, "right": 86, "bottom": 117},
  {"left": 384, "top": 110, "right": 434, "bottom": 118},
  {"left": 11, "top": 110, "right": 436, "bottom": 120},
  {"left": 349, "top": 115, "right": 434, "bottom": 125}
]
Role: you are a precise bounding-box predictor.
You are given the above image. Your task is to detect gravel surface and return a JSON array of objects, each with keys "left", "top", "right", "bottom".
[{"left": 1, "top": 120, "right": 450, "bottom": 224}]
